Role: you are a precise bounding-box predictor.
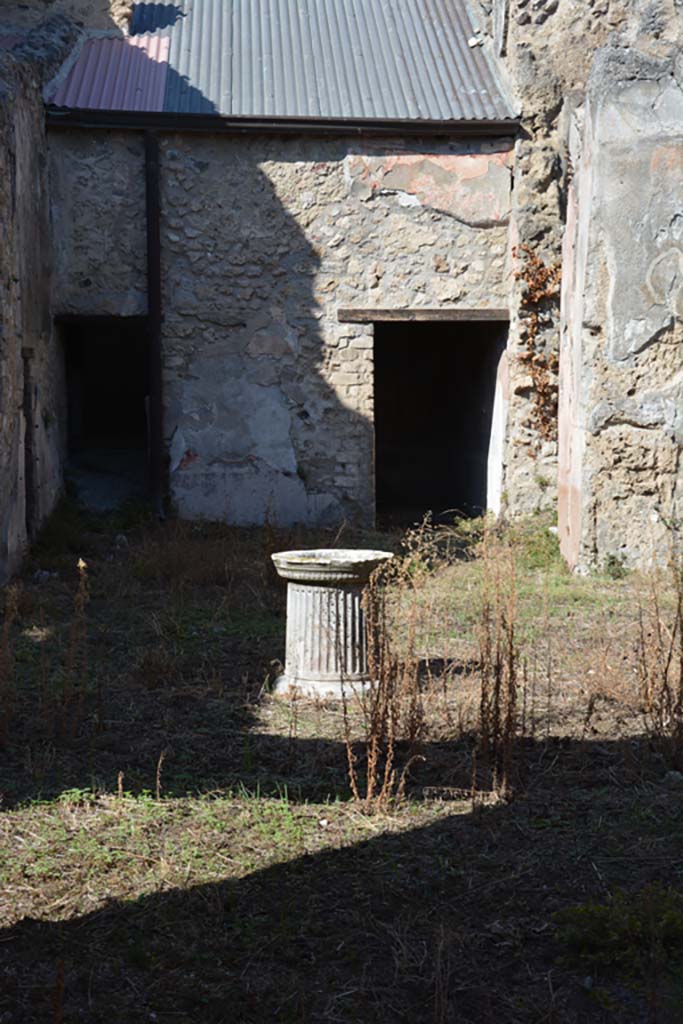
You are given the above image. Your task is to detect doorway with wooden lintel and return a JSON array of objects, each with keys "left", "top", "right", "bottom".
[{"left": 340, "top": 309, "right": 509, "bottom": 528}]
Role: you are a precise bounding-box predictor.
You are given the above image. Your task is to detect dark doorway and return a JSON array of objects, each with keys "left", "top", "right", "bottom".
[
  {"left": 62, "top": 318, "right": 150, "bottom": 511},
  {"left": 374, "top": 320, "right": 506, "bottom": 526}
]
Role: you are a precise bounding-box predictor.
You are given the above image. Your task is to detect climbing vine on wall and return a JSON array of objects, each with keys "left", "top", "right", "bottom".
[{"left": 514, "top": 244, "right": 562, "bottom": 444}]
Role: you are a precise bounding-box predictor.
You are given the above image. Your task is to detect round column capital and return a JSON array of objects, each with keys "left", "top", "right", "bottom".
[{"left": 271, "top": 548, "right": 394, "bottom": 585}]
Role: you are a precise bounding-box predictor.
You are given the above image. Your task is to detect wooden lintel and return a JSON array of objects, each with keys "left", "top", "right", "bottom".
[
  {"left": 54, "top": 314, "right": 148, "bottom": 325},
  {"left": 337, "top": 308, "right": 510, "bottom": 324}
]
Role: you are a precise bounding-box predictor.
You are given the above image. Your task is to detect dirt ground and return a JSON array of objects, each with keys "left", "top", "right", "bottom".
[{"left": 0, "top": 506, "right": 682, "bottom": 1023}]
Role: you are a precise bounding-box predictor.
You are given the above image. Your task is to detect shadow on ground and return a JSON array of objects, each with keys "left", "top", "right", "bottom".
[
  {"left": 2, "top": 735, "right": 683, "bottom": 1023},
  {"left": 3, "top": 518, "right": 683, "bottom": 1022}
]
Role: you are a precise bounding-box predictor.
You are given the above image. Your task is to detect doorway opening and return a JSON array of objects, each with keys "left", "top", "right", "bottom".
[
  {"left": 61, "top": 317, "right": 150, "bottom": 512},
  {"left": 374, "top": 320, "right": 507, "bottom": 527}
]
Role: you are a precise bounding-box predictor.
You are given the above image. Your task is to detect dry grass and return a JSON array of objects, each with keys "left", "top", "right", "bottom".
[
  {"left": 636, "top": 547, "right": 683, "bottom": 771},
  {"left": 342, "top": 551, "right": 426, "bottom": 809},
  {"left": 0, "top": 504, "right": 682, "bottom": 1022},
  {"left": 343, "top": 522, "right": 522, "bottom": 807},
  {"left": 476, "top": 532, "right": 519, "bottom": 796}
]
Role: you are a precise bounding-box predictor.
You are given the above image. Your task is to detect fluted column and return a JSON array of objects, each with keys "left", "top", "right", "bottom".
[{"left": 272, "top": 549, "right": 393, "bottom": 698}]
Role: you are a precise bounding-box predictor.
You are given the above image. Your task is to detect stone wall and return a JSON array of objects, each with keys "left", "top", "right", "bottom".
[
  {"left": 50, "top": 131, "right": 513, "bottom": 526},
  {"left": 26, "top": 0, "right": 683, "bottom": 564},
  {"left": 473, "top": 0, "right": 634, "bottom": 515},
  {"left": 2, "top": 0, "right": 132, "bottom": 32},
  {"left": 0, "top": 18, "right": 76, "bottom": 583},
  {"left": 472, "top": 0, "right": 683, "bottom": 565},
  {"left": 559, "top": 40, "right": 683, "bottom": 570},
  {"left": 50, "top": 131, "right": 147, "bottom": 316}
]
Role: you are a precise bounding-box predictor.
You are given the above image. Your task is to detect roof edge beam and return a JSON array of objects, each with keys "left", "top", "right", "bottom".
[{"left": 46, "top": 108, "right": 520, "bottom": 137}]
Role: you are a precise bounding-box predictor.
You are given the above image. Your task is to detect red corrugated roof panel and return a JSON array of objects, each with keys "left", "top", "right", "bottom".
[{"left": 50, "top": 35, "right": 169, "bottom": 112}]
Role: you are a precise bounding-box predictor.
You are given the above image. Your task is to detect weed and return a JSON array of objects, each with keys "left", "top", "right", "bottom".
[
  {"left": 555, "top": 884, "right": 683, "bottom": 1001},
  {"left": 285, "top": 692, "right": 300, "bottom": 771},
  {"left": 32, "top": 499, "right": 88, "bottom": 561},
  {"left": 131, "top": 643, "right": 183, "bottom": 690},
  {"left": 54, "top": 559, "right": 90, "bottom": 743},
  {"left": 156, "top": 749, "right": 168, "bottom": 800},
  {"left": 477, "top": 532, "right": 519, "bottom": 796},
  {"left": 449, "top": 513, "right": 490, "bottom": 555},
  {"left": 506, "top": 514, "right": 563, "bottom": 572},
  {"left": 534, "top": 472, "right": 552, "bottom": 491},
  {"left": 604, "top": 552, "right": 629, "bottom": 580},
  {"left": 636, "top": 546, "right": 683, "bottom": 769},
  {"left": 342, "top": 538, "right": 427, "bottom": 809}
]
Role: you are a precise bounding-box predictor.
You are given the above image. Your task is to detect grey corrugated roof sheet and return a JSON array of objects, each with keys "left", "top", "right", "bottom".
[{"left": 49, "top": 0, "right": 518, "bottom": 123}]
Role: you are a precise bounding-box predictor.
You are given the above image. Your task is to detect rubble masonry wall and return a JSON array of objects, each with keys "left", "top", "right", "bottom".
[
  {"left": 50, "top": 131, "right": 512, "bottom": 526},
  {"left": 0, "top": 18, "right": 75, "bottom": 583}
]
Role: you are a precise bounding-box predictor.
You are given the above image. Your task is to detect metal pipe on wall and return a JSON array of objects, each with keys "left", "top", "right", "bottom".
[{"left": 144, "top": 130, "right": 164, "bottom": 518}]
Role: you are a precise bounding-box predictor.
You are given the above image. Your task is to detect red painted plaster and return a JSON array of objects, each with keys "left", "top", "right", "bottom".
[{"left": 348, "top": 150, "right": 513, "bottom": 224}]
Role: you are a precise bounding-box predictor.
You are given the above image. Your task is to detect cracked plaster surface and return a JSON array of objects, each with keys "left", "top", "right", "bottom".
[
  {"left": 559, "top": 36, "right": 683, "bottom": 569},
  {"left": 345, "top": 145, "right": 513, "bottom": 228}
]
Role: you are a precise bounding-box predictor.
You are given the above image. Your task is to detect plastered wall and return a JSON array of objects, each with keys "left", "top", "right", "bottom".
[{"left": 559, "top": 42, "right": 683, "bottom": 570}]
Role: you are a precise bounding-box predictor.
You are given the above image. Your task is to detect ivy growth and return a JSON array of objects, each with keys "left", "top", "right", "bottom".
[{"left": 514, "top": 243, "right": 562, "bottom": 444}]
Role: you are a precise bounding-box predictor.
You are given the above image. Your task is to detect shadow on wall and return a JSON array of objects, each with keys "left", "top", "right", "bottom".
[
  {"left": 0, "top": 15, "right": 80, "bottom": 584},
  {"left": 160, "top": 137, "right": 375, "bottom": 529},
  {"left": 52, "top": 27, "right": 375, "bottom": 527}
]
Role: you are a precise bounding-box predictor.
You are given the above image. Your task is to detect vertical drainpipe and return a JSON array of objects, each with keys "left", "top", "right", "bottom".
[{"left": 145, "top": 130, "right": 164, "bottom": 517}]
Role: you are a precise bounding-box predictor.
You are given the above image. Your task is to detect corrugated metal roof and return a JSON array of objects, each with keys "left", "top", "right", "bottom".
[
  {"left": 50, "top": 34, "right": 169, "bottom": 112},
  {"left": 49, "top": 0, "right": 517, "bottom": 123}
]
